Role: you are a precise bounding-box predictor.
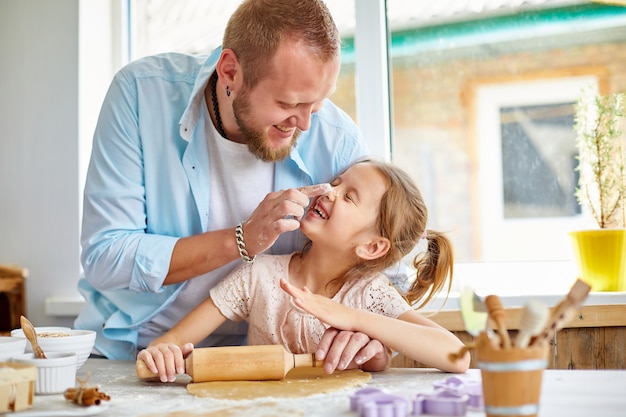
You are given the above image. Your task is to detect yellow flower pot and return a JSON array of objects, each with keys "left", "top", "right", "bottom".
[{"left": 569, "top": 229, "right": 626, "bottom": 292}]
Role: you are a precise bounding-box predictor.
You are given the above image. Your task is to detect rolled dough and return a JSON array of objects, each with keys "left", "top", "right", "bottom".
[{"left": 186, "top": 367, "right": 371, "bottom": 400}]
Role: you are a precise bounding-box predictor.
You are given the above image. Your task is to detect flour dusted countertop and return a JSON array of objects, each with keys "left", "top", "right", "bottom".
[{"left": 10, "top": 359, "right": 626, "bottom": 417}]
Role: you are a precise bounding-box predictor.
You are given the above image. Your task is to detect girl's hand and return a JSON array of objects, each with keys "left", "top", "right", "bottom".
[
  {"left": 280, "top": 278, "right": 353, "bottom": 329},
  {"left": 136, "top": 342, "right": 194, "bottom": 383},
  {"left": 280, "top": 278, "right": 390, "bottom": 373}
]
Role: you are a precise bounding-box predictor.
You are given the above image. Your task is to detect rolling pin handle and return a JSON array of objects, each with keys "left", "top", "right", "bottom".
[
  {"left": 136, "top": 357, "right": 190, "bottom": 381},
  {"left": 292, "top": 352, "right": 324, "bottom": 370},
  {"left": 136, "top": 359, "right": 159, "bottom": 380}
]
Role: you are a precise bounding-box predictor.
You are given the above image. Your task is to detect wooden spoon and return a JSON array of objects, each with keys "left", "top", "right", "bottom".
[
  {"left": 20, "top": 315, "right": 47, "bottom": 359},
  {"left": 484, "top": 295, "right": 512, "bottom": 349},
  {"left": 515, "top": 300, "right": 550, "bottom": 349}
]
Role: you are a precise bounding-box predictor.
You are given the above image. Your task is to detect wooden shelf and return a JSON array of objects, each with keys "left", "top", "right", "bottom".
[
  {"left": 392, "top": 304, "right": 626, "bottom": 370},
  {"left": 427, "top": 304, "right": 626, "bottom": 331}
]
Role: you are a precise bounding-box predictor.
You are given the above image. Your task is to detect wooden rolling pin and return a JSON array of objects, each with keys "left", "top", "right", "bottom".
[{"left": 136, "top": 344, "right": 324, "bottom": 382}]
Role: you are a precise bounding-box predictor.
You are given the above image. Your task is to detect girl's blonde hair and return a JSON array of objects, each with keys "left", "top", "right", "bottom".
[
  {"left": 223, "top": 0, "right": 340, "bottom": 89},
  {"left": 333, "top": 159, "right": 454, "bottom": 309}
]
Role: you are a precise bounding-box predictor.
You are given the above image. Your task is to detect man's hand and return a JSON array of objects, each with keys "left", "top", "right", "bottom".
[
  {"left": 242, "top": 183, "right": 331, "bottom": 256},
  {"left": 316, "top": 328, "right": 390, "bottom": 374}
]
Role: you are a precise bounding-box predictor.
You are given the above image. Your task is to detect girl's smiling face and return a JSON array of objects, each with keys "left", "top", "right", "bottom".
[{"left": 301, "top": 162, "right": 389, "bottom": 254}]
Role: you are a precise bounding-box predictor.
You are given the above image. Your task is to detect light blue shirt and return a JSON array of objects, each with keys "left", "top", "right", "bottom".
[{"left": 74, "top": 48, "right": 369, "bottom": 359}]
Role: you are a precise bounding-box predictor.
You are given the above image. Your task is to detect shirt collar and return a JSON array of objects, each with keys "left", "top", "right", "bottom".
[{"left": 179, "top": 47, "right": 222, "bottom": 141}]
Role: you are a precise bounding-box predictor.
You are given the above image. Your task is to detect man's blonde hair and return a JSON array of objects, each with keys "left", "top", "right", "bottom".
[{"left": 223, "top": 0, "right": 340, "bottom": 89}]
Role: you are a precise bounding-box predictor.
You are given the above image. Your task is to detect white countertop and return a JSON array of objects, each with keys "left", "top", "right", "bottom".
[{"left": 13, "top": 359, "right": 626, "bottom": 417}]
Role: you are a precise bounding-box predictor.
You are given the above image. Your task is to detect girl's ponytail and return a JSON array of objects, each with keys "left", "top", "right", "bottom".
[{"left": 405, "top": 230, "right": 454, "bottom": 309}]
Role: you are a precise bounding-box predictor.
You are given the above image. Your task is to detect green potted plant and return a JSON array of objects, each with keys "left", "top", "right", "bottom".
[{"left": 570, "top": 87, "right": 626, "bottom": 291}]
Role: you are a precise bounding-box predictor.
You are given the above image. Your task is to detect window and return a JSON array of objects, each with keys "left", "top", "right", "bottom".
[
  {"left": 128, "top": 0, "right": 626, "bottom": 294},
  {"left": 500, "top": 102, "right": 580, "bottom": 220},
  {"left": 474, "top": 75, "right": 599, "bottom": 262},
  {"left": 380, "top": 1, "right": 626, "bottom": 266}
]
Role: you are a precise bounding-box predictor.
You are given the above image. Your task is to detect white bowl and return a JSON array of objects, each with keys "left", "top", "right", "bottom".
[
  {"left": 0, "top": 336, "right": 27, "bottom": 361},
  {"left": 12, "top": 352, "right": 77, "bottom": 395},
  {"left": 11, "top": 328, "right": 96, "bottom": 370},
  {"left": 10, "top": 326, "right": 70, "bottom": 336}
]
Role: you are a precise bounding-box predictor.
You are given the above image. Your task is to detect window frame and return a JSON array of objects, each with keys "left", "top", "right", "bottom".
[{"left": 473, "top": 73, "right": 601, "bottom": 262}]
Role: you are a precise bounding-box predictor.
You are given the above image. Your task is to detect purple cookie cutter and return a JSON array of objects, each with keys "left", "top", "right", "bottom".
[
  {"left": 413, "top": 390, "right": 468, "bottom": 416},
  {"left": 348, "top": 376, "right": 483, "bottom": 417},
  {"left": 350, "top": 388, "right": 409, "bottom": 417},
  {"left": 432, "top": 376, "right": 483, "bottom": 411}
]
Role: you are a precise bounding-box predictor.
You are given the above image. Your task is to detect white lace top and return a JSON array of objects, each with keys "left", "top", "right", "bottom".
[{"left": 210, "top": 253, "right": 412, "bottom": 354}]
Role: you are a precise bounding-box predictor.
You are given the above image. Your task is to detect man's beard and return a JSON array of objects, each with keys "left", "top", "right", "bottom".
[{"left": 232, "top": 90, "right": 300, "bottom": 162}]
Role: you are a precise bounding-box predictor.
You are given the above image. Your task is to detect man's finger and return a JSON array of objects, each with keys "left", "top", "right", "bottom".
[
  {"left": 299, "top": 183, "right": 331, "bottom": 198},
  {"left": 316, "top": 327, "right": 340, "bottom": 360}
]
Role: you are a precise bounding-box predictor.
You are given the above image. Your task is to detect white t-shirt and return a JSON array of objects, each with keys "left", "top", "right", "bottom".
[{"left": 138, "top": 98, "right": 273, "bottom": 348}]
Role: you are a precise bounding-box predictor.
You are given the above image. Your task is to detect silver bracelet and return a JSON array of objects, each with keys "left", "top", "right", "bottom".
[{"left": 235, "top": 221, "right": 256, "bottom": 263}]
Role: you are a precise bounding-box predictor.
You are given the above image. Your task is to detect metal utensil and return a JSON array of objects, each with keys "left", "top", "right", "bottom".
[{"left": 20, "top": 315, "right": 47, "bottom": 359}]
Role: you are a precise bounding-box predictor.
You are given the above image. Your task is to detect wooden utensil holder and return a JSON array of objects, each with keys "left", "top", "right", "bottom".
[
  {"left": 0, "top": 265, "right": 27, "bottom": 335},
  {"left": 475, "top": 332, "right": 549, "bottom": 417}
]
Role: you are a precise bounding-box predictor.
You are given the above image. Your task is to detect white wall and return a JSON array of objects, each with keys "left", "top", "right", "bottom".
[
  {"left": 0, "top": 0, "right": 118, "bottom": 328},
  {"left": 1, "top": 0, "right": 80, "bottom": 328}
]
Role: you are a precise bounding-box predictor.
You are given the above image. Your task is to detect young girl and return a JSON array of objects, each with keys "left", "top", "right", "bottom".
[{"left": 138, "top": 159, "right": 470, "bottom": 381}]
